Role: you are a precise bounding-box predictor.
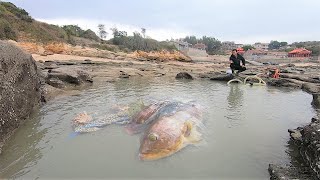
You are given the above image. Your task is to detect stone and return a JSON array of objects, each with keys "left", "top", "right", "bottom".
[
  {"left": 0, "top": 41, "right": 41, "bottom": 154},
  {"left": 175, "top": 72, "right": 193, "bottom": 80},
  {"left": 46, "top": 67, "right": 93, "bottom": 88},
  {"left": 312, "top": 93, "right": 320, "bottom": 108},
  {"left": 210, "top": 74, "right": 234, "bottom": 81}
]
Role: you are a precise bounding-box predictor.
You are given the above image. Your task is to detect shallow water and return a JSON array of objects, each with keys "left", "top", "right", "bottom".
[{"left": 0, "top": 77, "right": 315, "bottom": 179}]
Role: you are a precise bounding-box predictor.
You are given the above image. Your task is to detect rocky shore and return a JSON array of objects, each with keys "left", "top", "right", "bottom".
[
  {"left": 0, "top": 41, "right": 41, "bottom": 153},
  {"left": 1, "top": 40, "right": 320, "bottom": 179}
]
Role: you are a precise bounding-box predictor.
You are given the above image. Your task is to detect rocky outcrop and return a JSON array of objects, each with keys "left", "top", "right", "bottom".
[
  {"left": 270, "top": 117, "right": 320, "bottom": 179},
  {"left": 0, "top": 41, "right": 41, "bottom": 153},
  {"left": 45, "top": 67, "right": 93, "bottom": 88},
  {"left": 267, "top": 78, "right": 303, "bottom": 88}
]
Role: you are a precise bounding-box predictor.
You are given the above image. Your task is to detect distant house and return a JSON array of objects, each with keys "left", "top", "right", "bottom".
[
  {"left": 193, "top": 43, "right": 207, "bottom": 50},
  {"left": 172, "top": 40, "right": 191, "bottom": 51},
  {"left": 235, "top": 44, "right": 244, "bottom": 48},
  {"left": 253, "top": 42, "right": 269, "bottom": 50},
  {"left": 288, "top": 48, "right": 312, "bottom": 57}
]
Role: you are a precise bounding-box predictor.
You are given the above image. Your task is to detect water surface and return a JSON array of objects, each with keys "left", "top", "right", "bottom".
[{"left": 0, "top": 77, "right": 314, "bottom": 179}]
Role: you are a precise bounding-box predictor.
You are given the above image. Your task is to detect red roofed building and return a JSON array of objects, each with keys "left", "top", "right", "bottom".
[
  {"left": 236, "top": 47, "right": 245, "bottom": 55},
  {"left": 288, "top": 48, "right": 312, "bottom": 57}
]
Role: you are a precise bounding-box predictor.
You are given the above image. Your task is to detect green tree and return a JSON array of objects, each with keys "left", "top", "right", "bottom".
[
  {"left": 201, "top": 36, "right": 222, "bottom": 55},
  {"left": 280, "top": 42, "right": 288, "bottom": 47},
  {"left": 242, "top": 45, "right": 255, "bottom": 51},
  {"left": 183, "top": 36, "right": 197, "bottom": 45},
  {"left": 268, "top": 40, "right": 281, "bottom": 50}
]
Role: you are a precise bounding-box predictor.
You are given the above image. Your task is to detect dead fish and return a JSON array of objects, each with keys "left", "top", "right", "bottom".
[
  {"left": 72, "top": 112, "right": 92, "bottom": 126},
  {"left": 125, "top": 101, "right": 183, "bottom": 135},
  {"left": 139, "top": 104, "right": 203, "bottom": 161}
]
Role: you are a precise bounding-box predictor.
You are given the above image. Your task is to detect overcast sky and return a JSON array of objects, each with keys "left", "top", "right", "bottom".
[{"left": 5, "top": 0, "right": 320, "bottom": 44}]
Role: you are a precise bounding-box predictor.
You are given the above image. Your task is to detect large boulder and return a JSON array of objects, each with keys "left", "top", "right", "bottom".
[{"left": 0, "top": 41, "right": 41, "bottom": 153}]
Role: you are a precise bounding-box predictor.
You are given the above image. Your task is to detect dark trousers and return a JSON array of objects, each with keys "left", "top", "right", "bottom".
[{"left": 230, "top": 64, "right": 246, "bottom": 74}]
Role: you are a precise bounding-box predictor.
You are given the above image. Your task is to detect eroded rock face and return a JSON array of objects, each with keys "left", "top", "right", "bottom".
[{"left": 0, "top": 41, "right": 41, "bottom": 153}]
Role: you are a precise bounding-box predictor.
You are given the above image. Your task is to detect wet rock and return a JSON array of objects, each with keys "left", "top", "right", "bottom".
[
  {"left": 46, "top": 67, "right": 93, "bottom": 88},
  {"left": 302, "top": 83, "right": 320, "bottom": 94},
  {"left": 44, "top": 63, "right": 59, "bottom": 70},
  {"left": 312, "top": 93, "right": 320, "bottom": 108},
  {"left": 288, "top": 129, "right": 303, "bottom": 141},
  {"left": 285, "top": 117, "right": 320, "bottom": 179},
  {"left": 81, "top": 59, "right": 95, "bottom": 65},
  {"left": 56, "top": 61, "right": 77, "bottom": 66},
  {"left": 210, "top": 74, "right": 234, "bottom": 81},
  {"left": 119, "top": 71, "right": 130, "bottom": 78},
  {"left": 46, "top": 78, "right": 66, "bottom": 89},
  {"left": 175, "top": 72, "right": 193, "bottom": 80},
  {"left": 280, "top": 74, "right": 320, "bottom": 84},
  {"left": 0, "top": 41, "right": 41, "bottom": 153},
  {"left": 267, "top": 78, "right": 302, "bottom": 88},
  {"left": 44, "top": 60, "right": 55, "bottom": 66},
  {"left": 268, "top": 164, "right": 311, "bottom": 180}
]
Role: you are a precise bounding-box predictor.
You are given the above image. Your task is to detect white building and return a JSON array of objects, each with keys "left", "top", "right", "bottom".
[{"left": 253, "top": 42, "right": 269, "bottom": 50}]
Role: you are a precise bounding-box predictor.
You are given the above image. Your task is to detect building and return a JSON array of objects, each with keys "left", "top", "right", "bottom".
[
  {"left": 235, "top": 44, "right": 244, "bottom": 48},
  {"left": 253, "top": 42, "right": 269, "bottom": 50},
  {"left": 288, "top": 48, "right": 312, "bottom": 57},
  {"left": 222, "top": 41, "right": 237, "bottom": 50},
  {"left": 172, "top": 40, "right": 190, "bottom": 51},
  {"left": 193, "top": 43, "right": 207, "bottom": 50}
]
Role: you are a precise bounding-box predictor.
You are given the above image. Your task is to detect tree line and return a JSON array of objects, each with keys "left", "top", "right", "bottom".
[{"left": 182, "top": 35, "right": 222, "bottom": 55}]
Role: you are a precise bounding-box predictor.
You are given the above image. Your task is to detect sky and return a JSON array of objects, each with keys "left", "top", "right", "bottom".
[{"left": 4, "top": 0, "right": 320, "bottom": 44}]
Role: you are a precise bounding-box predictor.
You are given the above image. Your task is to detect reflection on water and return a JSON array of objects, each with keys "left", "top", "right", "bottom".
[
  {"left": 0, "top": 77, "right": 315, "bottom": 179},
  {"left": 226, "top": 85, "right": 244, "bottom": 127}
]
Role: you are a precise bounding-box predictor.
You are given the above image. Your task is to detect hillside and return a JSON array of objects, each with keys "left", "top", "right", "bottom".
[{"left": 0, "top": 1, "right": 99, "bottom": 43}]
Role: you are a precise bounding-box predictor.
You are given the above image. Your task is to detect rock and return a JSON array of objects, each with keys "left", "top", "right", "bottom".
[
  {"left": 119, "top": 71, "right": 130, "bottom": 78},
  {"left": 46, "top": 78, "right": 66, "bottom": 89},
  {"left": 46, "top": 67, "right": 93, "bottom": 88},
  {"left": 285, "top": 117, "right": 320, "bottom": 179},
  {"left": 288, "top": 129, "right": 302, "bottom": 141},
  {"left": 44, "top": 60, "right": 55, "bottom": 66},
  {"left": 44, "top": 63, "right": 59, "bottom": 70},
  {"left": 56, "top": 61, "right": 77, "bottom": 66},
  {"left": 302, "top": 83, "right": 320, "bottom": 94},
  {"left": 267, "top": 78, "right": 302, "bottom": 88},
  {"left": 210, "top": 74, "right": 234, "bottom": 81},
  {"left": 312, "top": 93, "right": 320, "bottom": 108},
  {"left": 268, "top": 164, "right": 311, "bottom": 180},
  {"left": 0, "top": 41, "right": 41, "bottom": 154},
  {"left": 175, "top": 72, "right": 193, "bottom": 80},
  {"left": 81, "top": 59, "right": 95, "bottom": 65},
  {"left": 280, "top": 74, "right": 320, "bottom": 84}
]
